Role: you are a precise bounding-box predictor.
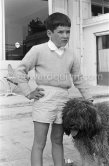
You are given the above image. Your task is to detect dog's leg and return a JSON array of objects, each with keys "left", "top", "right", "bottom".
[
  {"left": 79, "top": 152, "right": 100, "bottom": 166},
  {"left": 75, "top": 140, "right": 98, "bottom": 166},
  {"left": 94, "top": 155, "right": 105, "bottom": 166}
]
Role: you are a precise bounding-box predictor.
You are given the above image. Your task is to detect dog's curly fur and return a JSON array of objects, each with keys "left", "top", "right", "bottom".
[{"left": 62, "top": 98, "right": 109, "bottom": 166}]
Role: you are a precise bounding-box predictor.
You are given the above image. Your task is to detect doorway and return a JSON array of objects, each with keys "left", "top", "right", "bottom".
[{"left": 97, "top": 34, "right": 109, "bottom": 85}]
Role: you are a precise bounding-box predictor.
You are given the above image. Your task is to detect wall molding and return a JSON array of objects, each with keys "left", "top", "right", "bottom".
[{"left": 83, "top": 13, "right": 109, "bottom": 28}]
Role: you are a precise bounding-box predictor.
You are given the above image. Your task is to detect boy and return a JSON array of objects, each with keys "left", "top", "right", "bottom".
[{"left": 15, "top": 12, "right": 93, "bottom": 166}]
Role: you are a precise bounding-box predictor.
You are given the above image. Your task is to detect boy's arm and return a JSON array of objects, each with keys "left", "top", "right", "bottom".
[
  {"left": 71, "top": 54, "right": 93, "bottom": 101},
  {"left": 15, "top": 46, "right": 38, "bottom": 96}
]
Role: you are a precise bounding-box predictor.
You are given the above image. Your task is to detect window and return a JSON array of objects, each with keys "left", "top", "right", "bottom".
[
  {"left": 5, "top": 0, "right": 48, "bottom": 60},
  {"left": 97, "top": 35, "right": 109, "bottom": 85},
  {"left": 91, "top": 0, "right": 109, "bottom": 16},
  {"left": 102, "top": 35, "right": 109, "bottom": 49}
]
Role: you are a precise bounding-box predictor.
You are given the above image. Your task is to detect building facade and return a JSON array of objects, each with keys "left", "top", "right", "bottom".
[{"left": 0, "top": 0, "right": 109, "bottom": 86}]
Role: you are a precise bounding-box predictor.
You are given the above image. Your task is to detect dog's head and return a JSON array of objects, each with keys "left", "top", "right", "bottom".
[{"left": 62, "top": 98, "right": 102, "bottom": 139}]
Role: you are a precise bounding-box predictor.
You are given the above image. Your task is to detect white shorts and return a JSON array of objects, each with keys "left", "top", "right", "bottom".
[{"left": 32, "top": 85, "right": 69, "bottom": 124}]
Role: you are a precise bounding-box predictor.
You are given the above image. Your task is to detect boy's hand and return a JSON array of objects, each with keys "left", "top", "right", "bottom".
[{"left": 26, "top": 87, "right": 44, "bottom": 100}]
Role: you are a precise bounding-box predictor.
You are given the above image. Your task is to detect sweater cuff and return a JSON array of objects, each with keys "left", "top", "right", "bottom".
[{"left": 19, "top": 83, "right": 32, "bottom": 96}]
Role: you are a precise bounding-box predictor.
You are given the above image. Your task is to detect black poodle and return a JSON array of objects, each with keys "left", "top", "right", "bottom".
[{"left": 62, "top": 98, "right": 109, "bottom": 166}]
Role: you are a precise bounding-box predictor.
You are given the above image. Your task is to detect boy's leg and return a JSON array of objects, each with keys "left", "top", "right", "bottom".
[
  {"left": 51, "top": 123, "right": 64, "bottom": 166},
  {"left": 31, "top": 121, "right": 49, "bottom": 166}
]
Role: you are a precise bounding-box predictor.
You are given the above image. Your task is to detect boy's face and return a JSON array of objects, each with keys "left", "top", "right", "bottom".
[{"left": 47, "top": 26, "right": 70, "bottom": 48}]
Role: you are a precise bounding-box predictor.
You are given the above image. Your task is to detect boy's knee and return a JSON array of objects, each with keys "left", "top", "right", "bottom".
[
  {"left": 33, "top": 141, "right": 46, "bottom": 151},
  {"left": 51, "top": 135, "right": 63, "bottom": 145}
]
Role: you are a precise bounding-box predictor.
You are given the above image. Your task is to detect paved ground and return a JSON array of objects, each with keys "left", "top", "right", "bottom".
[
  {"left": 0, "top": 85, "right": 109, "bottom": 166},
  {"left": 0, "top": 105, "right": 81, "bottom": 166}
]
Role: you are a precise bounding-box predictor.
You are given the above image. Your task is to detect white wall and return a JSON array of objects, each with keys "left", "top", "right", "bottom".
[
  {"left": 0, "top": 0, "right": 5, "bottom": 61},
  {"left": 0, "top": 0, "right": 3, "bottom": 61},
  {"left": 68, "top": 0, "right": 80, "bottom": 56},
  {"left": 82, "top": 0, "right": 91, "bottom": 19},
  {"left": 83, "top": 14, "right": 109, "bottom": 85},
  {"left": 52, "top": 0, "right": 68, "bottom": 14}
]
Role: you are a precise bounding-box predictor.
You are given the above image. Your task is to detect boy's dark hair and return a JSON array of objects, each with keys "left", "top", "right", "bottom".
[{"left": 45, "top": 12, "right": 71, "bottom": 32}]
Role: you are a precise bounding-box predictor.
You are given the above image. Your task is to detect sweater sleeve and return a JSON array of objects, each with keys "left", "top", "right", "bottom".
[
  {"left": 70, "top": 54, "right": 93, "bottom": 100},
  {"left": 15, "top": 46, "right": 38, "bottom": 96}
]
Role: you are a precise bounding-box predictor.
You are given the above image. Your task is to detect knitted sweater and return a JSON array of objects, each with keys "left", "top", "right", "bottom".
[{"left": 15, "top": 42, "right": 92, "bottom": 100}]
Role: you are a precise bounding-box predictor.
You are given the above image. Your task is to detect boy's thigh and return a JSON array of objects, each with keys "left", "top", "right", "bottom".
[
  {"left": 51, "top": 123, "right": 64, "bottom": 143},
  {"left": 33, "top": 121, "right": 50, "bottom": 144}
]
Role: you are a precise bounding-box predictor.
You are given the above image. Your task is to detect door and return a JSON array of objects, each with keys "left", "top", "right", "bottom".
[{"left": 97, "top": 35, "right": 109, "bottom": 85}]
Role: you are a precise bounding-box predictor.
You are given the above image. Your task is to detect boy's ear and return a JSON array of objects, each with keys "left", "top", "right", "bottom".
[{"left": 47, "top": 30, "right": 52, "bottom": 38}]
